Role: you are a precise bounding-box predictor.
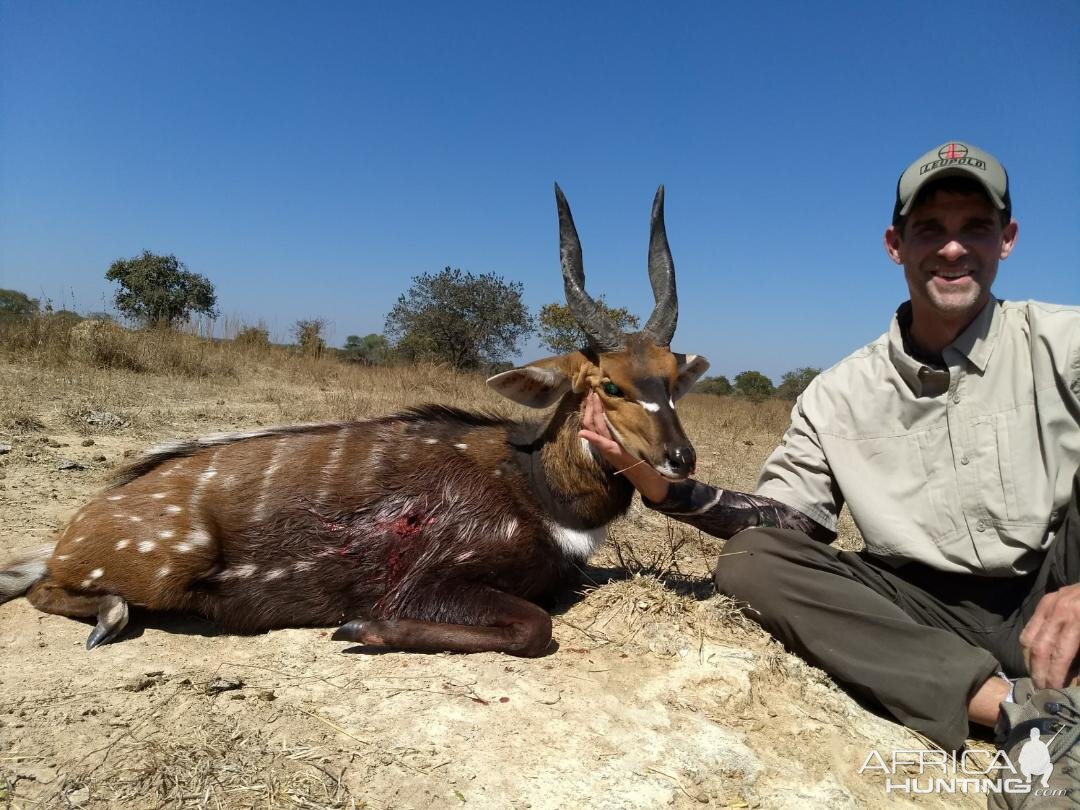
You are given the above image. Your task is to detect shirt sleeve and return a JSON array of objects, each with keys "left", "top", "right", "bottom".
[{"left": 753, "top": 397, "right": 843, "bottom": 532}]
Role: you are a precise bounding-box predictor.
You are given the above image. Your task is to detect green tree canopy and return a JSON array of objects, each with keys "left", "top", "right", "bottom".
[
  {"left": 105, "top": 251, "right": 217, "bottom": 328},
  {"left": 385, "top": 267, "right": 532, "bottom": 370},
  {"left": 693, "top": 375, "right": 734, "bottom": 396},
  {"left": 776, "top": 367, "right": 821, "bottom": 400},
  {"left": 537, "top": 298, "right": 640, "bottom": 355},
  {"left": 342, "top": 333, "right": 393, "bottom": 365},
  {"left": 0, "top": 289, "right": 40, "bottom": 319},
  {"left": 734, "top": 370, "right": 775, "bottom": 402}
]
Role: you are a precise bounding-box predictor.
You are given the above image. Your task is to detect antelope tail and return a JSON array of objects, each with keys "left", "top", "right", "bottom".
[{"left": 0, "top": 545, "right": 52, "bottom": 603}]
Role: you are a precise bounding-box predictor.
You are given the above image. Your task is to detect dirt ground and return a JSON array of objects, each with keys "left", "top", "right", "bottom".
[{"left": 0, "top": 359, "right": 989, "bottom": 809}]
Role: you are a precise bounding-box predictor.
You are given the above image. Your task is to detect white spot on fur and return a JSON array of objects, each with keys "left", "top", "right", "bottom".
[
  {"left": 129, "top": 516, "right": 143, "bottom": 523},
  {"left": 219, "top": 564, "right": 256, "bottom": 580},
  {"left": 424, "top": 438, "right": 438, "bottom": 444},
  {"left": 138, "top": 540, "right": 156, "bottom": 553},
  {"left": 151, "top": 492, "right": 166, "bottom": 500},
  {"left": 493, "top": 468, "right": 503, "bottom": 477},
  {"left": 165, "top": 505, "right": 182, "bottom": 514},
  {"left": 106, "top": 495, "right": 124, "bottom": 502},
  {"left": 56, "top": 554, "right": 70, "bottom": 561},
  {"left": 505, "top": 517, "right": 519, "bottom": 539},
  {"left": 73, "top": 536, "right": 85, "bottom": 544},
  {"left": 545, "top": 521, "right": 608, "bottom": 560},
  {"left": 636, "top": 400, "right": 660, "bottom": 413},
  {"left": 174, "top": 543, "right": 193, "bottom": 553},
  {"left": 80, "top": 579, "right": 92, "bottom": 589},
  {"left": 186, "top": 527, "right": 211, "bottom": 546},
  {"left": 115, "top": 539, "right": 130, "bottom": 550},
  {"left": 293, "top": 561, "right": 314, "bottom": 572},
  {"left": 158, "top": 530, "right": 175, "bottom": 539},
  {"left": 668, "top": 398, "right": 675, "bottom": 410},
  {"left": 262, "top": 568, "right": 285, "bottom": 582},
  {"left": 454, "top": 443, "right": 468, "bottom": 450},
  {"left": 89, "top": 568, "right": 104, "bottom": 580},
  {"left": 156, "top": 565, "right": 171, "bottom": 578}
]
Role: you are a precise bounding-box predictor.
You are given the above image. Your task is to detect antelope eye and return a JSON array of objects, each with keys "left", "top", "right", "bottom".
[{"left": 602, "top": 381, "right": 623, "bottom": 397}]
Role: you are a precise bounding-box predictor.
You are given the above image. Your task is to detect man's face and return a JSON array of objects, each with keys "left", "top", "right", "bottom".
[{"left": 884, "top": 190, "right": 1018, "bottom": 327}]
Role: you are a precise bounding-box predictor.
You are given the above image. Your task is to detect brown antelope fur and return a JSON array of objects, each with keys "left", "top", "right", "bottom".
[{"left": 1, "top": 185, "right": 709, "bottom": 656}]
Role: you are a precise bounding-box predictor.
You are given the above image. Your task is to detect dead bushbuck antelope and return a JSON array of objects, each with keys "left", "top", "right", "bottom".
[{"left": 0, "top": 186, "right": 709, "bottom": 656}]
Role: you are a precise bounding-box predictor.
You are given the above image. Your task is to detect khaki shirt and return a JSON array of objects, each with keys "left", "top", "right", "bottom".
[{"left": 756, "top": 299, "right": 1080, "bottom": 576}]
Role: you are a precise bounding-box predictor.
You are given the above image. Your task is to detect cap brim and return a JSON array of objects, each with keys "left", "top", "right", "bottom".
[{"left": 898, "top": 166, "right": 1006, "bottom": 216}]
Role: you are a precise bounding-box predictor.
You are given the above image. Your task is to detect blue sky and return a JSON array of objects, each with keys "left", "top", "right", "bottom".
[{"left": 2, "top": 1, "right": 1077, "bottom": 383}]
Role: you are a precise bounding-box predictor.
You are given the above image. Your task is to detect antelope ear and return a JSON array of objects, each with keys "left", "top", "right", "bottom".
[
  {"left": 671, "top": 354, "right": 710, "bottom": 400},
  {"left": 487, "top": 363, "right": 571, "bottom": 408}
]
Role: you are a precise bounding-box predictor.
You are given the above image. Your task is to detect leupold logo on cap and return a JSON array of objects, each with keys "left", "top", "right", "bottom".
[
  {"left": 938, "top": 143, "right": 969, "bottom": 160},
  {"left": 919, "top": 143, "right": 986, "bottom": 175}
]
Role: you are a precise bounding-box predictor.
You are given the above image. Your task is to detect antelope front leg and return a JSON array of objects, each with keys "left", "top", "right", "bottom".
[{"left": 332, "top": 587, "right": 553, "bottom": 657}]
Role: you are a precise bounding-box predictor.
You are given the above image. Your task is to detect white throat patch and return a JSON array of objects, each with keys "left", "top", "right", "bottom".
[{"left": 545, "top": 521, "right": 608, "bottom": 560}]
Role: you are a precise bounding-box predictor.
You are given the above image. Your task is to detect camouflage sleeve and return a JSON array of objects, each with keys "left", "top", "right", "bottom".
[{"left": 643, "top": 479, "right": 835, "bottom": 543}]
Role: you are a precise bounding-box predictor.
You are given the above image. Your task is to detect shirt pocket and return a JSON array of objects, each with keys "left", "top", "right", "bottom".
[{"left": 973, "top": 404, "right": 1049, "bottom": 526}]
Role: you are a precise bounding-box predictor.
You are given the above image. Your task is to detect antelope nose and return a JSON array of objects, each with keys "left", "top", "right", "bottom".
[{"left": 668, "top": 446, "right": 696, "bottom": 476}]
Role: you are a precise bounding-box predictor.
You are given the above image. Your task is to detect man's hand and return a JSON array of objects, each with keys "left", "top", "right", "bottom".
[
  {"left": 578, "top": 391, "right": 671, "bottom": 504},
  {"left": 1020, "top": 583, "right": 1080, "bottom": 689}
]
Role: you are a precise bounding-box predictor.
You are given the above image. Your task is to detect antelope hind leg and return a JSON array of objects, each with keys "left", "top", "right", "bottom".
[
  {"left": 26, "top": 578, "right": 131, "bottom": 649},
  {"left": 333, "top": 588, "right": 553, "bottom": 657}
]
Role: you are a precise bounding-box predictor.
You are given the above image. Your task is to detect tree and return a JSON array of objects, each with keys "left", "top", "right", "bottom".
[
  {"left": 776, "top": 367, "right": 821, "bottom": 400},
  {"left": 105, "top": 251, "right": 217, "bottom": 328},
  {"left": 734, "top": 370, "right": 775, "bottom": 402},
  {"left": 537, "top": 298, "right": 640, "bottom": 354},
  {"left": 0, "top": 289, "right": 40, "bottom": 319},
  {"left": 293, "top": 319, "right": 327, "bottom": 357},
  {"left": 385, "top": 267, "right": 532, "bottom": 370},
  {"left": 694, "top": 375, "right": 734, "bottom": 396},
  {"left": 235, "top": 324, "right": 271, "bottom": 349},
  {"left": 342, "top": 333, "right": 393, "bottom": 365}
]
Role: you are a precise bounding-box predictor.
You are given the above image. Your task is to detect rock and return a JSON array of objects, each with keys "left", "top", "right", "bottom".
[
  {"left": 81, "top": 438, "right": 95, "bottom": 447},
  {"left": 57, "top": 459, "right": 86, "bottom": 471},
  {"left": 0, "top": 444, "right": 11, "bottom": 455},
  {"left": 66, "top": 786, "right": 90, "bottom": 807},
  {"left": 93, "top": 454, "right": 106, "bottom": 462},
  {"left": 205, "top": 676, "right": 244, "bottom": 695},
  {"left": 85, "top": 410, "right": 126, "bottom": 429}
]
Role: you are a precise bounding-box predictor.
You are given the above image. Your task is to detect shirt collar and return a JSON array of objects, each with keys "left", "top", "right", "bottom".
[{"left": 888, "top": 298, "right": 1002, "bottom": 394}]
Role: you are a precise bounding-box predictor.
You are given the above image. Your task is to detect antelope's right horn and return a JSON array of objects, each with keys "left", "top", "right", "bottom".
[{"left": 555, "top": 184, "right": 624, "bottom": 353}]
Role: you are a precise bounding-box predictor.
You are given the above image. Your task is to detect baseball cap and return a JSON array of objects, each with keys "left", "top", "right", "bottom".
[{"left": 893, "top": 141, "right": 1011, "bottom": 225}]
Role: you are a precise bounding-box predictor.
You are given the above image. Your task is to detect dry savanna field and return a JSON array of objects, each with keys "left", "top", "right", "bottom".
[{"left": 0, "top": 320, "right": 988, "bottom": 809}]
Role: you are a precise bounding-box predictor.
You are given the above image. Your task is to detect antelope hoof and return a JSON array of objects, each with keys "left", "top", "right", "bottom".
[
  {"left": 331, "top": 619, "right": 386, "bottom": 646},
  {"left": 86, "top": 595, "right": 130, "bottom": 650}
]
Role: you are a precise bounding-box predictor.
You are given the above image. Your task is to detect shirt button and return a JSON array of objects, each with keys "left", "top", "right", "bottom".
[
  {"left": 976, "top": 520, "right": 986, "bottom": 532},
  {"left": 961, "top": 455, "right": 970, "bottom": 465},
  {"left": 953, "top": 395, "right": 961, "bottom": 404}
]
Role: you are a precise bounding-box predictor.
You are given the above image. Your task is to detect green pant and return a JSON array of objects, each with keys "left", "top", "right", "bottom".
[{"left": 713, "top": 473, "right": 1080, "bottom": 751}]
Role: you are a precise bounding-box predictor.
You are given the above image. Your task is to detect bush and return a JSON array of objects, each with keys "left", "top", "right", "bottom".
[
  {"left": 734, "top": 370, "right": 775, "bottom": 403},
  {"left": 693, "top": 375, "right": 734, "bottom": 396}
]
